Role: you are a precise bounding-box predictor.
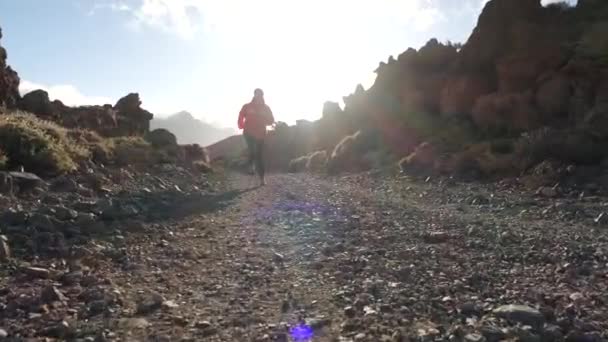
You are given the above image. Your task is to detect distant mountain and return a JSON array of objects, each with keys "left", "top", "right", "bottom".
[{"left": 151, "top": 111, "right": 237, "bottom": 147}]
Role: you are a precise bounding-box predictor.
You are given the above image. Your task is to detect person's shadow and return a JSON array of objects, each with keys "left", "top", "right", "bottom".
[{"left": 154, "top": 186, "right": 258, "bottom": 221}]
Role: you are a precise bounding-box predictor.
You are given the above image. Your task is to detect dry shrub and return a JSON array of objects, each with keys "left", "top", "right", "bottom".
[
  {"left": 306, "top": 151, "right": 328, "bottom": 172},
  {"left": 106, "top": 136, "right": 153, "bottom": 166},
  {"left": 0, "top": 111, "right": 89, "bottom": 175},
  {"left": 399, "top": 142, "right": 437, "bottom": 174},
  {"left": 327, "top": 130, "right": 382, "bottom": 173},
  {"left": 288, "top": 155, "right": 310, "bottom": 173},
  {"left": 67, "top": 129, "right": 113, "bottom": 164},
  {"left": 440, "top": 141, "right": 526, "bottom": 178},
  {"left": 514, "top": 127, "right": 607, "bottom": 166}
]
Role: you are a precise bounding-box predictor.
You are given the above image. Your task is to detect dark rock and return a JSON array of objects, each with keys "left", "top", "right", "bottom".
[
  {"left": 19, "top": 89, "right": 56, "bottom": 118},
  {"left": 41, "top": 321, "right": 72, "bottom": 339},
  {"left": 41, "top": 286, "right": 67, "bottom": 303},
  {"left": 136, "top": 292, "right": 164, "bottom": 314},
  {"left": 0, "top": 172, "right": 45, "bottom": 194},
  {"left": 493, "top": 304, "right": 544, "bottom": 327},
  {"left": 29, "top": 213, "right": 56, "bottom": 231},
  {"left": 61, "top": 271, "right": 83, "bottom": 286},
  {"left": 0, "top": 27, "right": 21, "bottom": 108},
  {"left": 52, "top": 206, "right": 78, "bottom": 221},
  {"left": 543, "top": 324, "right": 564, "bottom": 342},
  {"left": 481, "top": 325, "right": 507, "bottom": 342},
  {"left": 87, "top": 300, "right": 107, "bottom": 316},
  {"left": 23, "top": 266, "right": 51, "bottom": 279},
  {"left": 2, "top": 208, "right": 28, "bottom": 225},
  {"left": 460, "top": 302, "right": 482, "bottom": 317},
  {"left": 49, "top": 177, "right": 79, "bottom": 193},
  {"left": 422, "top": 231, "right": 450, "bottom": 243},
  {"left": 145, "top": 128, "right": 177, "bottom": 148}
]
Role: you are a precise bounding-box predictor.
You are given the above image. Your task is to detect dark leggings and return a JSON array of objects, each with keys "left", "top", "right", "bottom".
[{"left": 244, "top": 133, "right": 265, "bottom": 178}]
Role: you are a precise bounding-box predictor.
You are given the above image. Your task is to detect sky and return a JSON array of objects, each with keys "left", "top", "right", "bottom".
[{"left": 0, "top": 0, "right": 575, "bottom": 128}]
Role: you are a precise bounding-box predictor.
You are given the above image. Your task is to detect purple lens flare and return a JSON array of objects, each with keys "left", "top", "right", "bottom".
[{"left": 289, "top": 324, "right": 314, "bottom": 341}]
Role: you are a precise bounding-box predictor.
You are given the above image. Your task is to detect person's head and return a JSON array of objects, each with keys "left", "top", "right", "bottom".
[{"left": 253, "top": 88, "right": 264, "bottom": 104}]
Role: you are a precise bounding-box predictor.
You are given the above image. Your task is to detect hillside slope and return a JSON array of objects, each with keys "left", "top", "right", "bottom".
[{"left": 151, "top": 111, "right": 236, "bottom": 147}]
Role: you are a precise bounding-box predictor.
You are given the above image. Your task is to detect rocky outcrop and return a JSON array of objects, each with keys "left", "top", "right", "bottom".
[
  {"left": 113, "top": 93, "right": 153, "bottom": 136},
  {"left": 16, "top": 91, "right": 153, "bottom": 138},
  {"left": 0, "top": 28, "right": 20, "bottom": 108},
  {"left": 203, "top": 0, "right": 608, "bottom": 176}
]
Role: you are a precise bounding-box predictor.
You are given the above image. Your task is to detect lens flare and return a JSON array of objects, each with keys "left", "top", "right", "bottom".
[{"left": 290, "top": 324, "right": 314, "bottom": 341}]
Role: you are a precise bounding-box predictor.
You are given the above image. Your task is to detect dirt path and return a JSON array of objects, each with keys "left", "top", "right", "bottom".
[{"left": 2, "top": 172, "right": 608, "bottom": 341}]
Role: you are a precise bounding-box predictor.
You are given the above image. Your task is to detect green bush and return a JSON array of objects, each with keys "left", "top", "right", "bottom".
[
  {"left": 0, "top": 112, "right": 89, "bottom": 175},
  {"left": 105, "top": 136, "right": 153, "bottom": 166}
]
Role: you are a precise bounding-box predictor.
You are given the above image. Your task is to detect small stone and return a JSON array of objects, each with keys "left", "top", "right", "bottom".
[
  {"left": 119, "top": 318, "right": 150, "bottom": 330},
  {"left": 423, "top": 231, "right": 449, "bottom": 243},
  {"left": 61, "top": 271, "right": 83, "bottom": 286},
  {"left": 162, "top": 300, "right": 179, "bottom": 309},
  {"left": 0, "top": 328, "right": 7, "bottom": 338},
  {"left": 171, "top": 316, "right": 189, "bottom": 327},
  {"left": 306, "top": 317, "right": 330, "bottom": 330},
  {"left": 195, "top": 321, "right": 212, "bottom": 330},
  {"left": 273, "top": 252, "right": 285, "bottom": 263},
  {"left": 460, "top": 302, "right": 481, "bottom": 317},
  {"left": 52, "top": 206, "right": 78, "bottom": 221},
  {"left": 88, "top": 300, "right": 107, "bottom": 315},
  {"left": 41, "top": 285, "right": 67, "bottom": 303},
  {"left": 43, "top": 321, "right": 71, "bottom": 339},
  {"left": 537, "top": 186, "right": 558, "bottom": 198},
  {"left": 594, "top": 212, "right": 606, "bottom": 224},
  {"left": 481, "top": 325, "right": 507, "bottom": 342},
  {"left": 136, "top": 292, "right": 164, "bottom": 314},
  {"left": 514, "top": 327, "right": 541, "bottom": 342},
  {"left": 569, "top": 292, "right": 584, "bottom": 302},
  {"left": 354, "top": 333, "right": 366, "bottom": 341},
  {"left": 493, "top": 304, "right": 544, "bottom": 327},
  {"left": 0, "top": 236, "right": 10, "bottom": 261},
  {"left": 465, "top": 334, "right": 485, "bottom": 342},
  {"left": 543, "top": 324, "right": 563, "bottom": 342},
  {"left": 23, "top": 267, "right": 51, "bottom": 279}
]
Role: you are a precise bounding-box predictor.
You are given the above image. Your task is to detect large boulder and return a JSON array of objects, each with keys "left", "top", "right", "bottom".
[
  {"left": 145, "top": 128, "right": 177, "bottom": 148},
  {"left": 19, "top": 90, "right": 57, "bottom": 118},
  {"left": 0, "top": 28, "right": 20, "bottom": 108},
  {"left": 113, "top": 93, "right": 154, "bottom": 136}
]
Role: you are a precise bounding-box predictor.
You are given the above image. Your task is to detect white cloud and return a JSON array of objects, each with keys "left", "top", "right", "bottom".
[
  {"left": 87, "top": 2, "right": 131, "bottom": 16},
  {"left": 98, "top": 0, "right": 445, "bottom": 39},
  {"left": 19, "top": 80, "right": 113, "bottom": 107}
]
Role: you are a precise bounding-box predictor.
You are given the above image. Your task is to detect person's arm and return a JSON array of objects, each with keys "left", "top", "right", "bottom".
[
  {"left": 266, "top": 105, "right": 275, "bottom": 126},
  {"left": 238, "top": 105, "right": 246, "bottom": 130}
]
